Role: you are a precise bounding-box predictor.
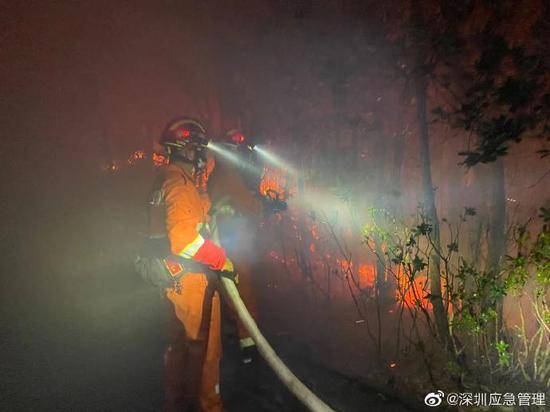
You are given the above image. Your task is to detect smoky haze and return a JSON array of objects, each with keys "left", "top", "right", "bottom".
[{"left": 1, "top": 1, "right": 548, "bottom": 411}]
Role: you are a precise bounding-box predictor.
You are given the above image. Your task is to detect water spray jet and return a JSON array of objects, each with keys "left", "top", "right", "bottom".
[
  {"left": 254, "top": 145, "right": 298, "bottom": 176},
  {"left": 207, "top": 141, "right": 259, "bottom": 175}
]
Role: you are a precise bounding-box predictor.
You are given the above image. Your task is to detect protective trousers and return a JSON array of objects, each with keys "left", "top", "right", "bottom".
[{"left": 164, "top": 273, "right": 222, "bottom": 412}]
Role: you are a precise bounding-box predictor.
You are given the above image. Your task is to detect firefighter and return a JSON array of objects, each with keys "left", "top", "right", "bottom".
[
  {"left": 207, "top": 129, "right": 263, "bottom": 363},
  {"left": 148, "top": 117, "right": 233, "bottom": 412}
]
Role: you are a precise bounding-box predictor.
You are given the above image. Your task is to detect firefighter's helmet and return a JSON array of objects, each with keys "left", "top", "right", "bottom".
[
  {"left": 160, "top": 117, "right": 208, "bottom": 169},
  {"left": 160, "top": 117, "right": 208, "bottom": 149},
  {"left": 225, "top": 129, "right": 246, "bottom": 145},
  {"left": 224, "top": 128, "right": 256, "bottom": 154}
]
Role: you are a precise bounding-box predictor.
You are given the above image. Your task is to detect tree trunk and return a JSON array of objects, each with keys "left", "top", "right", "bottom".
[
  {"left": 374, "top": 130, "right": 389, "bottom": 290},
  {"left": 485, "top": 158, "right": 507, "bottom": 336},
  {"left": 486, "top": 158, "right": 506, "bottom": 273},
  {"left": 415, "top": 75, "right": 452, "bottom": 351}
]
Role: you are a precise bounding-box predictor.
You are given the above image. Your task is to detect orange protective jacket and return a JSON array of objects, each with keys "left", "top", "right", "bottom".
[
  {"left": 163, "top": 164, "right": 211, "bottom": 256},
  {"left": 153, "top": 164, "right": 226, "bottom": 270}
]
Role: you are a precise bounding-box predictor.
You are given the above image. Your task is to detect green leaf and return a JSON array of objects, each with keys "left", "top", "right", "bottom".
[
  {"left": 447, "top": 242, "right": 459, "bottom": 252},
  {"left": 539, "top": 207, "right": 550, "bottom": 223},
  {"left": 415, "top": 222, "right": 432, "bottom": 236},
  {"left": 412, "top": 255, "right": 427, "bottom": 272}
]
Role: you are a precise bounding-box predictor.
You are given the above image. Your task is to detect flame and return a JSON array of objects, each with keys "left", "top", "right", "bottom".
[
  {"left": 358, "top": 264, "right": 376, "bottom": 288},
  {"left": 310, "top": 225, "right": 319, "bottom": 240},
  {"left": 396, "top": 271, "right": 431, "bottom": 309},
  {"left": 152, "top": 152, "right": 169, "bottom": 167},
  {"left": 259, "top": 166, "right": 288, "bottom": 200},
  {"left": 127, "top": 150, "right": 147, "bottom": 165}
]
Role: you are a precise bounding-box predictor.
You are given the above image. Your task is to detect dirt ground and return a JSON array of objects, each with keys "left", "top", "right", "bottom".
[{"left": 2, "top": 261, "right": 418, "bottom": 411}]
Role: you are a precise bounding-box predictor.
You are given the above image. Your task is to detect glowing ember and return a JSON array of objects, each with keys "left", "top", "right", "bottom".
[
  {"left": 127, "top": 150, "right": 146, "bottom": 165},
  {"left": 103, "top": 161, "right": 119, "bottom": 172},
  {"left": 310, "top": 225, "right": 319, "bottom": 240},
  {"left": 269, "top": 250, "right": 281, "bottom": 261},
  {"left": 152, "top": 152, "right": 169, "bottom": 167}
]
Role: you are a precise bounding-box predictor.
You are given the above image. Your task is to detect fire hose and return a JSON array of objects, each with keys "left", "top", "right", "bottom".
[{"left": 211, "top": 214, "right": 336, "bottom": 412}]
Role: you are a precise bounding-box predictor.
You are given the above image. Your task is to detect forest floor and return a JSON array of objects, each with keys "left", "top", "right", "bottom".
[{"left": 2, "top": 259, "right": 420, "bottom": 411}]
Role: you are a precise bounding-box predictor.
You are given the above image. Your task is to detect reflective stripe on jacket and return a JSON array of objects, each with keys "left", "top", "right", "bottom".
[{"left": 163, "top": 164, "right": 211, "bottom": 257}]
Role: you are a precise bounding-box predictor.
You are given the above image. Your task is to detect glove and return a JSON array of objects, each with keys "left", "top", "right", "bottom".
[
  {"left": 221, "top": 257, "right": 234, "bottom": 272},
  {"left": 192, "top": 239, "right": 227, "bottom": 270},
  {"left": 239, "top": 337, "right": 258, "bottom": 365},
  {"left": 219, "top": 258, "right": 239, "bottom": 283}
]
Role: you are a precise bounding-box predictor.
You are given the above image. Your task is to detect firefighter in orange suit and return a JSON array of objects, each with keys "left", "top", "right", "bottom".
[
  {"left": 152, "top": 117, "right": 233, "bottom": 412},
  {"left": 207, "top": 129, "right": 262, "bottom": 362}
]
